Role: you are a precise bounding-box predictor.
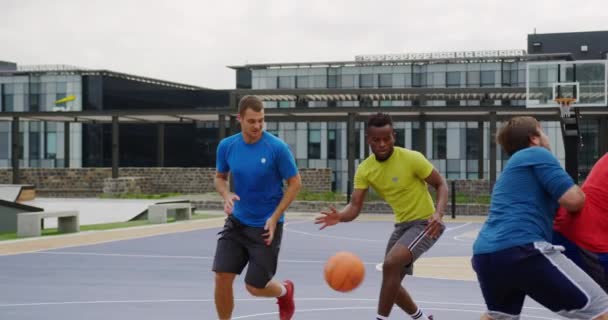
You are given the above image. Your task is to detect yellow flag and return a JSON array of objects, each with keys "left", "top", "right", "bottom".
[{"left": 54, "top": 95, "right": 76, "bottom": 105}]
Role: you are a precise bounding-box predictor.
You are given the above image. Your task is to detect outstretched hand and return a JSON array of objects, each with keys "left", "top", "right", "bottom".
[
  {"left": 314, "top": 206, "right": 340, "bottom": 230},
  {"left": 425, "top": 212, "right": 444, "bottom": 239},
  {"left": 223, "top": 193, "right": 240, "bottom": 215}
]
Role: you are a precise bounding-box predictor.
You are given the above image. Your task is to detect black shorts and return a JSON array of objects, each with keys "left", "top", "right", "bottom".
[{"left": 212, "top": 215, "right": 283, "bottom": 288}]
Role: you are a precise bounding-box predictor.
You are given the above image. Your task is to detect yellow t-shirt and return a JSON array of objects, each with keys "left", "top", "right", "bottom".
[{"left": 354, "top": 147, "right": 435, "bottom": 223}]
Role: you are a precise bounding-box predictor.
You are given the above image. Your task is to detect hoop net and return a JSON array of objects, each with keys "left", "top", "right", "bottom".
[{"left": 554, "top": 97, "right": 577, "bottom": 118}]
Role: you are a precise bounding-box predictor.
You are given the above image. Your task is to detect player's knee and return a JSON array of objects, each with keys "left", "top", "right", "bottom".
[
  {"left": 382, "top": 257, "right": 405, "bottom": 274},
  {"left": 245, "top": 283, "right": 263, "bottom": 296}
]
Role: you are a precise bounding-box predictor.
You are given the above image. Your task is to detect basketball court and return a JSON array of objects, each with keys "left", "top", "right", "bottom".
[{"left": 0, "top": 216, "right": 571, "bottom": 319}]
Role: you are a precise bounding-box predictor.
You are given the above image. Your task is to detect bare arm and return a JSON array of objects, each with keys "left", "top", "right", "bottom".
[
  {"left": 424, "top": 169, "right": 448, "bottom": 238},
  {"left": 338, "top": 188, "right": 368, "bottom": 222},
  {"left": 262, "top": 174, "right": 302, "bottom": 245},
  {"left": 559, "top": 185, "right": 585, "bottom": 212},
  {"left": 268, "top": 174, "right": 302, "bottom": 223},
  {"left": 214, "top": 171, "right": 239, "bottom": 215},
  {"left": 424, "top": 169, "right": 449, "bottom": 217},
  {"left": 214, "top": 171, "right": 230, "bottom": 198}
]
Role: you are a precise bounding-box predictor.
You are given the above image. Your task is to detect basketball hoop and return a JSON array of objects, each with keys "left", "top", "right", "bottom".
[{"left": 554, "top": 97, "right": 577, "bottom": 118}]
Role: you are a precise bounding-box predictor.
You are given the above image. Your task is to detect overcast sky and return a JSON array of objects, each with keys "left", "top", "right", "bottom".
[{"left": 1, "top": 0, "right": 607, "bottom": 89}]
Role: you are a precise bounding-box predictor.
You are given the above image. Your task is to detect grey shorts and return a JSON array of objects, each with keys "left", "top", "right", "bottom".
[{"left": 385, "top": 219, "right": 444, "bottom": 276}]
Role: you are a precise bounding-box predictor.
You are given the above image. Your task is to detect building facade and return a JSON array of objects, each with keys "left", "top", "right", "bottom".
[
  {"left": 0, "top": 64, "right": 229, "bottom": 169},
  {"left": 231, "top": 31, "right": 608, "bottom": 191},
  {"left": 1, "top": 30, "right": 607, "bottom": 194}
]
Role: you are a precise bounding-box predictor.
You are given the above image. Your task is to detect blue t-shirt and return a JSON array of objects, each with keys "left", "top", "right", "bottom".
[
  {"left": 216, "top": 132, "right": 298, "bottom": 227},
  {"left": 473, "top": 147, "right": 575, "bottom": 255}
]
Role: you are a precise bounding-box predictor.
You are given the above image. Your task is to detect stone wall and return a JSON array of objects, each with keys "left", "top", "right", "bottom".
[
  {"left": 191, "top": 200, "right": 489, "bottom": 216},
  {"left": 0, "top": 167, "right": 332, "bottom": 197}
]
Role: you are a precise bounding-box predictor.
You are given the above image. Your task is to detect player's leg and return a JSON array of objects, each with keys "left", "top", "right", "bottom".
[
  {"left": 472, "top": 247, "right": 527, "bottom": 320},
  {"left": 213, "top": 216, "right": 249, "bottom": 320},
  {"left": 520, "top": 242, "right": 608, "bottom": 319},
  {"left": 241, "top": 223, "right": 295, "bottom": 320},
  {"left": 379, "top": 220, "right": 443, "bottom": 319}
]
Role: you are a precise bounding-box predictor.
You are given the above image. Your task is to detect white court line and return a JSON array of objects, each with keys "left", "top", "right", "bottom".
[
  {"left": 38, "top": 251, "right": 380, "bottom": 266},
  {"left": 444, "top": 222, "right": 472, "bottom": 232},
  {"left": 285, "top": 223, "right": 476, "bottom": 247},
  {"left": 233, "top": 307, "right": 558, "bottom": 320},
  {"left": 0, "top": 297, "right": 549, "bottom": 311},
  {"left": 283, "top": 227, "right": 383, "bottom": 242},
  {"left": 0, "top": 300, "right": 554, "bottom": 320}
]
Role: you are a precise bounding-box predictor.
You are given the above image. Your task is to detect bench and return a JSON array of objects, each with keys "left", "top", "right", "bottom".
[
  {"left": 17, "top": 211, "right": 80, "bottom": 237},
  {"left": 148, "top": 202, "right": 192, "bottom": 224}
]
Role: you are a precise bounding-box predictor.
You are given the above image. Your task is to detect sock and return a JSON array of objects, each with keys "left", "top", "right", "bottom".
[
  {"left": 375, "top": 315, "right": 388, "bottom": 320},
  {"left": 410, "top": 308, "right": 430, "bottom": 319},
  {"left": 278, "top": 284, "right": 287, "bottom": 297}
]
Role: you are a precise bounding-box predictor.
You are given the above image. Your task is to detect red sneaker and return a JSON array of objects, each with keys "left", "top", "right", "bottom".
[{"left": 277, "top": 280, "right": 295, "bottom": 320}]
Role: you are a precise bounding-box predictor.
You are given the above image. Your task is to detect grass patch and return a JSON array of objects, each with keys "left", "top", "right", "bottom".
[
  {"left": 295, "top": 190, "right": 490, "bottom": 204},
  {"left": 98, "top": 193, "right": 181, "bottom": 199},
  {"left": 0, "top": 212, "right": 222, "bottom": 241}
]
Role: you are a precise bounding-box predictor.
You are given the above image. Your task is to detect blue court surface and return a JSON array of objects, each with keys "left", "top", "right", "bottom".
[{"left": 0, "top": 218, "right": 567, "bottom": 319}]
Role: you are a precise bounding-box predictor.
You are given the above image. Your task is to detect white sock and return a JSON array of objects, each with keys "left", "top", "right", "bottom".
[
  {"left": 410, "top": 308, "right": 430, "bottom": 319},
  {"left": 278, "top": 284, "right": 287, "bottom": 297},
  {"left": 375, "top": 315, "right": 388, "bottom": 320}
]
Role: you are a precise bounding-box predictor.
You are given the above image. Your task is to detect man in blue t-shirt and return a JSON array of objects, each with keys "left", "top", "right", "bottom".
[
  {"left": 213, "top": 96, "right": 301, "bottom": 320},
  {"left": 472, "top": 116, "right": 608, "bottom": 320}
]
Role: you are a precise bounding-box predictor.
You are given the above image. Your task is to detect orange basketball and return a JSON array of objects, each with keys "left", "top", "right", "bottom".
[{"left": 324, "top": 251, "right": 365, "bottom": 292}]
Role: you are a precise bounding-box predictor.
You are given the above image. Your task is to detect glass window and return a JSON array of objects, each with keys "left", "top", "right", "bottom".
[
  {"left": 1, "top": 84, "right": 14, "bottom": 112},
  {"left": 56, "top": 82, "right": 67, "bottom": 92},
  {"left": 360, "top": 74, "right": 374, "bottom": 88},
  {"left": 447, "top": 159, "right": 461, "bottom": 179},
  {"left": 296, "top": 75, "right": 310, "bottom": 88},
  {"left": 466, "top": 127, "right": 480, "bottom": 159},
  {"left": 447, "top": 72, "right": 461, "bottom": 87},
  {"left": 433, "top": 128, "right": 446, "bottom": 159},
  {"left": 412, "top": 73, "right": 426, "bottom": 87},
  {"left": 278, "top": 101, "right": 292, "bottom": 108},
  {"left": 395, "top": 129, "right": 405, "bottom": 147},
  {"left": 328, "top": 129, "right": 337, "bottom": 159},
  {"left": 0, "top": 132, "right": 8, "bottom": 159},
  {"left": 327, "top": 75, "right": 338, "bottom": 89},
  {"left": 341, "top": 75, "right": 357, "bottom": 88},
  {"left": 378, "top": 74, "right": 392, "bottom": 88},
  {"left": 308, "top": 129, "right": 321, "bottom": 159},
  {"left": 467, "top": 71, "right": 480, "bottom": 87},
  {"left": 411, "top": 126, "right": 422, "bottom": 152},
  {"left": 29, "top": 132, "right": 40, "bottom": 162},
  {"left": 278, "top": 76, "right": 294, "bottom": 89},
  {"left": 29, "top": 94, "right": 40, "bottom": 111},
  {"left": 481, "top": 71, "right": 495, "bottom": 87}
]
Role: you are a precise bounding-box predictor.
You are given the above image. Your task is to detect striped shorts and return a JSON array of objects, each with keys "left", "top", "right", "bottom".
[{"left": 385, "top": 219, "right": 444, "bottom": 277}]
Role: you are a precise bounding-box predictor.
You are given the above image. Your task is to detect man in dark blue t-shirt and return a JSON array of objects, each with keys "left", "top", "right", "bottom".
[
  {"left": 213, "top": 96, "right": 301, "bottom": 320},
  {"left": 472, "top": 116, "right": 608, "bottom": 320}
]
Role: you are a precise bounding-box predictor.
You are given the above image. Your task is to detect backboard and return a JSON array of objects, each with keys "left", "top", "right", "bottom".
[{"left": 526, "top": 60, "right": 608, "bottom": 109}]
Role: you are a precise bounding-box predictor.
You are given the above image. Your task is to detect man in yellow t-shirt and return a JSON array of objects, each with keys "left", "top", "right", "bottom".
[{"left": 315, "top": 112, "right": 448, "bottom": 320}]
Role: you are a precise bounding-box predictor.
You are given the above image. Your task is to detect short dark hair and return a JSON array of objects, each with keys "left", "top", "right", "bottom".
[
  {"left": 496, "top": 116, "right": 541, "bottom": 156},
  {"left": 367, "top": 112, "right": 393, "bottom": 129},
  {"left": 238, "top": 95, "right": 264, "bottom": 116}
]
